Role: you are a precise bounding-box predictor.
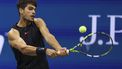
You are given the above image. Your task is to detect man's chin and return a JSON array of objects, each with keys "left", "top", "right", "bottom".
[
  {"left": 30, "top": 18, "right": 34, "bottom": 21},
  {"left": 25, "top": 17, "right": 34, "bottom": 22},
  {"left": 27, "top": 18, "right": 34, "bottom": 22},
  {"left": 30, "top": 19, "right": 34, "bottom": 21}
]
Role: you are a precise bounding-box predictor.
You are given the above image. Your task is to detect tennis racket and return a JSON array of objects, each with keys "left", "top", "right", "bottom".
[{"left": 67, "top": 32, "right": 113, "bottom": 58}]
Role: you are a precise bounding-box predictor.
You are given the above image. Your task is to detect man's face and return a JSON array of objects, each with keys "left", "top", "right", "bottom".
[{"left": 20, "top": 4, "right": 36, "bottom": 21}]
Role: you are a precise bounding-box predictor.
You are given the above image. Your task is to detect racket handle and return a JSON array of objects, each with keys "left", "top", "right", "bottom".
[
  {"left": 62, "top": 47, "right": 69, "bottom": 54},
  {"left": 57, "top": 49, "right": 69, "bottom": 54},
  {"left": 66, "top": 49, "right": 69, "bottom": 54}
]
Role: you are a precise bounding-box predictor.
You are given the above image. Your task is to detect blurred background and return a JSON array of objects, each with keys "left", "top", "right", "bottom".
[{"left": 0, "top": 0, "right": 122, "bottom": 69}]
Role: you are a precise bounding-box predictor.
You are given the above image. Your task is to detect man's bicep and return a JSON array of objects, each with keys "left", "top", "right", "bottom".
[
  {"left": 40, "top": 20, "right": 50, "bottom": 33},
  {"left": 8, "top": 30, "right": 27, "bottom": 51},
  {"left": 9, "top": 37, "right": 27, "bottom": 51},
  {"left": 39, "top": 23, "right": 55, "bottom": 41},
  {"left": 8, "top": 29, "right": 37, "bottom": 56}
]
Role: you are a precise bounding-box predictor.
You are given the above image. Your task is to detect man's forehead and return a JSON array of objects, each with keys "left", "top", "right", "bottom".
[{"left": 26, "top": 4, "right": 36, "bottom": 9}]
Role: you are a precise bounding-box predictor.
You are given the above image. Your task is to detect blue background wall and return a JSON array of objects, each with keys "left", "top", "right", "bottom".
[{"left": 0, "top": 0, "right": 122, "bottom": 69}]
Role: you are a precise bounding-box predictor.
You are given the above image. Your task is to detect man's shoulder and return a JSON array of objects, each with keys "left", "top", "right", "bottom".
[
  {"left": 7, "top": 28, "right": 19, "bottom": 40},
  {"left": 8, "top": 28, "right": 19, "bottom": 33}
]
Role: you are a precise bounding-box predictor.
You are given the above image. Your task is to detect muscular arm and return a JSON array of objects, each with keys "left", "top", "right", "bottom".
[
  {"left": 8, "top": 28, "right": 37, "bottom": 56},
  {"left": 8, "top": 28, "right": 57, "bottom": 57},
  {"left": 34, "top": 18, "right": 62, "bottom": 50}
]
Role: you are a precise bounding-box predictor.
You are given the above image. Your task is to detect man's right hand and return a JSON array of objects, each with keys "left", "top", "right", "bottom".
[
  {"left": 46, "top": 48, "right": 57, "bottom": 58},
  {"left": 56, "top": 48, "right": 68, "bottom": 56}
]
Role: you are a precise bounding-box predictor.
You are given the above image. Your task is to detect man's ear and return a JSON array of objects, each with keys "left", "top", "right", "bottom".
[{"left": 19, "top": 8, "right": 24, "bottom": 14}]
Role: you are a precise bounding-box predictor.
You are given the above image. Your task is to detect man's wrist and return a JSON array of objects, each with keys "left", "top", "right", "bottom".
[
  {"left": 55, "top": 47, "right": 62, "bottom": 51},
  {"left": 36, "top": 47, "right": 47, "bottom": 56}
]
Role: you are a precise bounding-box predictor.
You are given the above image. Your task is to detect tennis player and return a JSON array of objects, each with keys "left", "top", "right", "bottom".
[{"left": 7, "top": 0, "right": 67, "bottom": 69}]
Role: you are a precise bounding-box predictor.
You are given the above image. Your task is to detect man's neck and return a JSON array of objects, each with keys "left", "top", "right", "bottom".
[{"left": 17, "top": 18, "right": 31, "bottom": 27}]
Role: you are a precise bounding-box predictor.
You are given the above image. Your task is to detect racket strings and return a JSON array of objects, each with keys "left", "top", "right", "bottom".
[{"left": 79, "top": 32, "right": 113, "bottom": 57}]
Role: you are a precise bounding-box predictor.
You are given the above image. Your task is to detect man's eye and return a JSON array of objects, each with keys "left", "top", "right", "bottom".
[{"left": 29, "top": 8, "right": 33, "bottom": 10}]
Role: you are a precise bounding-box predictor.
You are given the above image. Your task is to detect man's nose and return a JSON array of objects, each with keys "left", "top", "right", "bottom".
[{"left": 32, "top": 10, "right": 35, "bottom": 14}]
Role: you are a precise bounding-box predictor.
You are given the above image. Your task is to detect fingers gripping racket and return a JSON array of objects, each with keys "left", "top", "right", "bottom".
[{"left": 67, "top": 32, "right": 113, "bottom": 58}]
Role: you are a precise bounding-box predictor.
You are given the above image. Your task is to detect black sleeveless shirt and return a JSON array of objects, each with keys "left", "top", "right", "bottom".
[{"left": 11, "top": 22, "right": 49, "bottom": 69}]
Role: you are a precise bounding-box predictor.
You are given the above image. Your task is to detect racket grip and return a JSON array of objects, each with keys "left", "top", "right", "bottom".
[
  {"left": 57, "top": 49, "right": 69, "bottom": 54},
  {"left": 66, "top": 49, "right": 69, "bottom": 54},
  {"left": 56, "top": 49, "right": 69, "bottom": 55},
  {"left": 62, "top": 47, "right": 69, "bottom": 54}
]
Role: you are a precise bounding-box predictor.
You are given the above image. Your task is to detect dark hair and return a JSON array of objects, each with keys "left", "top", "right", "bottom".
[{"left": 17, "top": 0, "right": 37, "bottom": 9}]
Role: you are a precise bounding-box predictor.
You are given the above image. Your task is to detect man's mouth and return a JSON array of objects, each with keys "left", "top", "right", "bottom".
[{"left": 30, "top": 15, "right": 35, "bottom": 18}]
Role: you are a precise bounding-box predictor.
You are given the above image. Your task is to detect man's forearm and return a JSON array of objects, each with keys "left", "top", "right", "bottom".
[
  {"left": 20, "top": 45, "right": 37, "bottom": 56},
  {"left": 45, "top": 34, "right": 62, "bottom": 50}
]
